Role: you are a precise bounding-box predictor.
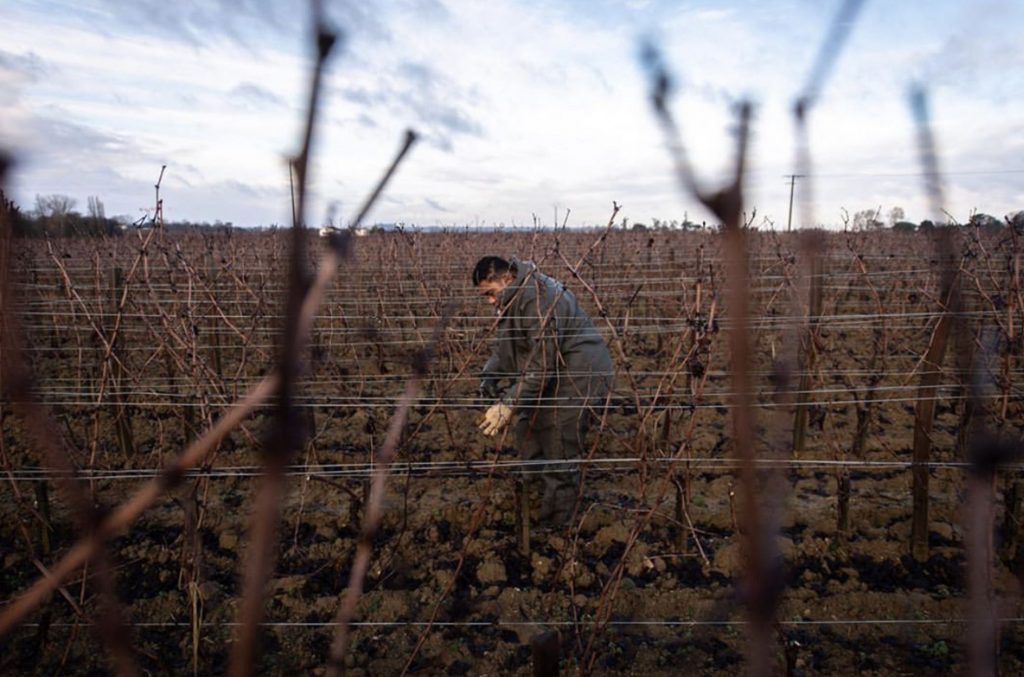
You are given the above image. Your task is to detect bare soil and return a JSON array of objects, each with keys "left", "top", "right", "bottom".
[{"left": 2, "top": 228, "right": 1023, "bottom": 675}]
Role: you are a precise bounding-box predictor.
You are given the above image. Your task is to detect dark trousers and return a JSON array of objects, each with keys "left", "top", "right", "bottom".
[{"left": 514, "top": 384, "right": 608, "bottom": 522}]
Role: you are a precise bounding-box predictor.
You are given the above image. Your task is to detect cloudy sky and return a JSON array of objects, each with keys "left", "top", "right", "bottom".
[{"left": 1, "top": 0, "right": 1021, "bottom": 229}]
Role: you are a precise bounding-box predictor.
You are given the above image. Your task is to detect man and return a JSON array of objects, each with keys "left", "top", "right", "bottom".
[{"left": 473, "top": 256, "right": 613, "bottom": 526}]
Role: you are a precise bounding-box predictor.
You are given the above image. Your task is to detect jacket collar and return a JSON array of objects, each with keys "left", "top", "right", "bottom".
[{"left": 499, "top": 258, "right": 536, "bottom": 304}]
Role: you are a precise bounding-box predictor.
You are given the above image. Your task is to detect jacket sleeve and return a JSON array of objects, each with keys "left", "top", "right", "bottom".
[
  {"left": 480, "top": 354, "right": 503, "bottom": 379},
  {"left": 480, "top": 315, "right": 516, "bottom": 399},
  {"left": 503, "top": 291, "right": 561, "bottom": 408},
  {"left": 482, "top": 317, "right": 516, "bottom": 379}
]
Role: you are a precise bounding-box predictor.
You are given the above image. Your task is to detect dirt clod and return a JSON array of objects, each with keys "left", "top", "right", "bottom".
[{"left": 476, "top": 558, "right": 507, "bottom": 585}]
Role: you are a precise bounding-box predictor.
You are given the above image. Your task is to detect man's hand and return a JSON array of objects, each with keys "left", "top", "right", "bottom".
[{"left": 478, "top": 402, "right": 513, "bottom": 436}]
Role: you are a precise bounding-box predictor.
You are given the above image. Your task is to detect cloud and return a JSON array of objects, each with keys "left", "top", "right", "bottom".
[
  {"left": 424, "top": 197, "right": 450, "bottom": 212},
  {"left": 5, "top": 113, "right": 160, "bottom": 215},
  {"left": 396, "top": 61, "right": 433, "bottom": 88},
  {"left": 338, "top": 85, "right": 379, "bottom": 106},
  {"left": 922, "top": 32, "right": 1024, "bottom": 102},
  {"left": 230, "top": 82, "right": 288, "bottom": 109},
  {"left": 220, "top": 179, "right": 280, "bottom": 200},
  {"left": 5, "top": 0, "right": 1020, "bottom": 228},
  {"left": 333, "top": 60, "right": 484, "bottom": 152},
  {"left": 91, "top": 0, "right": 294, "bottom": 47},
  {"left": 7, "top": 113, "right": 289, "bottom": 226},
  {"left": 0, "top": 49, "right": 52, "bottom": 82},
  {"left": 154, "top": 178, "right": 289, "bottom": 226},
  {"left": 82, "top": 0, "right": 390, "bottom": 51},
  {"left": 0, "top": 49, "right": 51, "bottom": 124},
  {"left": 22, "top": 113, "right": 157, "bottom": 171},
  {"left": 391, "top": 61, "right": 485, "bottom": 145}
]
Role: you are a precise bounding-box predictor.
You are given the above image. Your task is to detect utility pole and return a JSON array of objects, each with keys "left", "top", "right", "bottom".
[
  {"left": 289, "top": 164, "right": 298, "bottom": 228},
  {"left": 784, "top": 174, "right": 804, "bottom": 231},
  {"left": 154, "top": 165, "right": 166, "bottom": 228}
]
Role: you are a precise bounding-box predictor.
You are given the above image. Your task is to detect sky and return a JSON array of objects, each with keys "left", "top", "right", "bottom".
[{"left": 1, "top": 0, "right": 1022, "bottom": 229}]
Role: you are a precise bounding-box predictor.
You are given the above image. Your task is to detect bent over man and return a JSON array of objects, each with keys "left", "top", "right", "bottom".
[{"left": 473, "top": 256, "right": 613, "bottom": 526}]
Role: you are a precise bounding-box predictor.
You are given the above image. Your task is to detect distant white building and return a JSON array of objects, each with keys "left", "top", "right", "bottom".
[{"left": 319, "top": 225, "right": 369, "bottom": 238}]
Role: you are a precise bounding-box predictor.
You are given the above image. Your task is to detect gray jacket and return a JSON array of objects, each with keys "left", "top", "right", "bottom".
[{"left": 481, "top": 259, "right": 612, "bottom": 409}]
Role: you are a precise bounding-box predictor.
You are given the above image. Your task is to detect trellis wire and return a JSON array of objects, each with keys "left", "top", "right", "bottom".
[
  {"left": 24, "top": 617, "right": 1024, "bottom": 629},
  {"left": 5, "top": 456, "right": 1023, "bottom": 484}
]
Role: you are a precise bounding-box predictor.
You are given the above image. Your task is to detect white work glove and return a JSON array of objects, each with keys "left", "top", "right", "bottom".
[{"left": 478, "top": 402, "right": 513, "bottom": 437}]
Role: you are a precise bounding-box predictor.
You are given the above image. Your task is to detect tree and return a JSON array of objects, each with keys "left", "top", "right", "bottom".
[
  {"left": 968, "top": 212, "right": 1002, "bottom": 232},
  {"left": 853, "top": 207, "right": 883, "bottom": 231},
  {"left": 34, "top": 194, "right": 77, "bottom": 219},
  {"left": 892, "top": 221, "right": 917, "bottom": 233},
  {"left": 34, "top": 194, "right": 79, "bottom": 235},
  {"left": 888, "top": 206, "right": 905, "bottom": 227},
  {"left": 87, "top": 195, "right": 106, "bottom": 220},
  {"left": 1, "top": 190, "right": 29, "bottom": 235},
  {"left": 1009, "top": 211, "right": 1024, "bottom": 232}
]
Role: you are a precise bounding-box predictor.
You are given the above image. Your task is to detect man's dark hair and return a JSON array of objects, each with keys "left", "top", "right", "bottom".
[{"left": 472, "top": 256, "right": 513, "bottom": 285}]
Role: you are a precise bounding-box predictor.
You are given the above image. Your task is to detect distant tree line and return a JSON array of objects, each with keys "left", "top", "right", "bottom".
[
  {"left": 625, "top": 207, "right": 1024, "bottom": 234},
  {"left": 1, "top": 193, "right": 121, "bottom": 237},
  {"left": 842, "top": 205, "right": 1024, "bottom": 233},
  {"left": 1, "top": 193, "right": 238, "bottom": 237},
  {"left": 3, "top": 192, "right": 1020, "bottom": 237},
  {"left": 624, "top": 215, "right": 710, "bottom": 231}
]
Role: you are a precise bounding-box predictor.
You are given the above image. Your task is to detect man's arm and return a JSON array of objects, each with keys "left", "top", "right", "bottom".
[
  {"left": 502, "top": 292, "right": 561, "bottom": 408},
  {"left": 480, "top": 315, "right": 517, "bottom": 400},
  {"left": 479, "top": 355, "right": 504, "bottom": 400}
]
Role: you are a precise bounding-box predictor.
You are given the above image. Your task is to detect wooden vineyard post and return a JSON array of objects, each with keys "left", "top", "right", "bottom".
[
  {"left": 1003, "top": 481, "right": 1023, "bottom": 564},
  {"left": 110, "top": 265, "right": 134, "bottom": 457},
  {"left": 530, "top": 630, "right": 560, "bottom": 677},
  {"left": 839, "top": 406, "right": 871, "bottom": 536},
  {"left": 673, "top": 477, "right": 687, "bottom": 553},
  {"left": 34, "top": 480, "right": 52, "bottom": 555},
  {"left": 792, "top": 246, "right": 823, "bottom": 456},
  {"left": 836, "top": 472, "right": 851, "bottom": 536},
  {"left": 908, "top": 87, "right": 961, "bottom": 562},
  {"left": 517, "top": 478, "right": 531, "bottom": 556},
  {"left": 910, "top": 316, "right": 952, "bottom": 562},
  {"left": 1001, "top": 223, "right": 1023, "bottom": 564},
  {"left": 2, "top": 397, "right": 53, "bottom": 555},
  {"left": 206, "top": 253, "right": 223, "bottom": 381},
  {"left": 910, "top": 236, "right": 957, "bottom": 562}
]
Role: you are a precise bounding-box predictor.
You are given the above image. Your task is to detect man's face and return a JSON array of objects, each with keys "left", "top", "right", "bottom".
[{"left": 477, "top": 276, "right": 511, "bottom": 306}]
